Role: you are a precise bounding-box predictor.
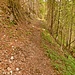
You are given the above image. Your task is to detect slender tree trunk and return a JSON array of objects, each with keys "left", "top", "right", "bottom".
[
  {"left": 68, "top": 3, "right": 73, "bottom": 50},
  {"left": 47, "top": 0, "right": 55, "bottom": 33}
]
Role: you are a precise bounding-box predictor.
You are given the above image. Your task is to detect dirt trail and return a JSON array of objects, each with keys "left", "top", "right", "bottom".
[{"left": 0, "top": 19, "right": 57, "bottom": 75}]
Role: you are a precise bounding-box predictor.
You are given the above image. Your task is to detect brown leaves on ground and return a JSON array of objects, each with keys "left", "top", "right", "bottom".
[{"left": 0, "top": 16, "right": 57, "bottom": 75}]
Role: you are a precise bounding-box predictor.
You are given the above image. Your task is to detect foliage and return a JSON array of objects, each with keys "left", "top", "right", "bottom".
[
  {"left": 42, "top": 30, "right": 52, "bottom": 43},
  {"left": 42, "top": 29, "right": 75, "bottom": 75},
  {"left": 39, "top": 0, "right": 47, "bottom": 19},
  {"left": 47, "top": 0, "right": 75, "bottom": 49}
]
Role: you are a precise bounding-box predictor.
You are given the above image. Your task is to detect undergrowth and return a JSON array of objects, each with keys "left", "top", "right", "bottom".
[{"left": 42, "top": 29, "right": 75, "bottom": 75}]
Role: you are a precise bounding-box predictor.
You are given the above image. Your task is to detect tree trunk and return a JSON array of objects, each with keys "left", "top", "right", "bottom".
[{"left": 8, "top": 0, "right": 26, "bottom": 23}]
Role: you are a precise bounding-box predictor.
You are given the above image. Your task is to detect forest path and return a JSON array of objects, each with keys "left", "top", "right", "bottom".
[{"left": 0, "top": 18, "right": 57, "bottom": 75}]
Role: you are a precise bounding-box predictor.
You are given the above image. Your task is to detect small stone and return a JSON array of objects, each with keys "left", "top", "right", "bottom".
[
  {"left": 7, "top": 70, "right": 13, "bottom": 74},
  {"left": 3, "top": 72, "right": 6, "bottom": 74},
  {"left": 15, "top": 40, "right": 17, "bottom": 42},
  {"left": 7, "top": 67, "right": 11, "bottom": 71},
  {"left": 12, "top": 46, "right": 14, "bottom": 48},
  {"left": 32, "top": 25, "right": 34, "bottom": 27},
  {"left": 10, "top": 70, "right": 13, "bottom": 74},
  {"left": 16, "top": 68, "right": 19, "bottom": 71},
  {"left": 42, "top": 28, "right": 45, "bottom": 31},
  {"left": 10, "top": 56, "right": 14, "bottom": 60}
]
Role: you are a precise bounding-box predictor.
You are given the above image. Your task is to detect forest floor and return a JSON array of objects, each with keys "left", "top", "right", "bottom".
[{"left": 0, "top": 10, "right": 58, "bottom": 75}]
